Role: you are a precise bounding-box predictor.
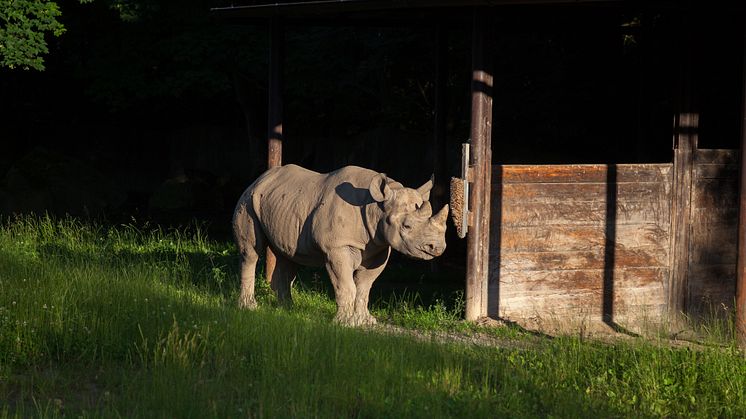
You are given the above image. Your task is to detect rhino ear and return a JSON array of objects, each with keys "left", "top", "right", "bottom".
[
  {"left": 417, "top": 174, "right": 435, "bottom": 201},
  {"left": 369, "top": 173, "right": 394, "bottom": 202}
]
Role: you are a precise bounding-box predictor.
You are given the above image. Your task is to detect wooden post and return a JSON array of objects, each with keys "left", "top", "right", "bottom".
[
  {"left": 670, "top": 113, "right": 696, "bottom": 323},
  {"left": 465, "top": 9, "right": 493, "bottom": 321},
  {"left": 266, "top": 16, "right": 284, "bottom": 284},
  {"left": 669, "top": 12, "right": 697, "bottom": 326},
  {"left": 736, "top": 9, "right": 746, "bottom": 348}
]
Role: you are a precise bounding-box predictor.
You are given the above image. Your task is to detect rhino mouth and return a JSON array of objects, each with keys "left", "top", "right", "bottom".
[
  {"left": 416, "top": 245, "right": 444, "bottom": 259},
  {"left": 417, "top": 252, "right": 436, "bottom": 260}
]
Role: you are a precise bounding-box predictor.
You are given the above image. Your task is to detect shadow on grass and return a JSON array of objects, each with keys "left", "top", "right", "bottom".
[{"left": 37, "top": 241, "right": 467, "bottom": 314}]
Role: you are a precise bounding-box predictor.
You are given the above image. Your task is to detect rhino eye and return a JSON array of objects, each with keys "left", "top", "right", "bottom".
[{"left": 402, "top": 223, "right": 413, "bottom": 231}]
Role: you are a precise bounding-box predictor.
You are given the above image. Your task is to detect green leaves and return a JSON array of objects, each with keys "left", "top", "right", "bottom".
[{"left": 0, "top": 0, "right": 66, "bottom": 70}]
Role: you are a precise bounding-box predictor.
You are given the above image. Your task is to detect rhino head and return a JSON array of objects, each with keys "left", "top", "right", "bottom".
[{"left": 369, "top": 174, "right": 448, "bottom": 260}]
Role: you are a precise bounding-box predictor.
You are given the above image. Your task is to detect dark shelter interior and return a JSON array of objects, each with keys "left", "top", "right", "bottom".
[{"left": 1, "top": 1, "right": 744, "bottom": 305}]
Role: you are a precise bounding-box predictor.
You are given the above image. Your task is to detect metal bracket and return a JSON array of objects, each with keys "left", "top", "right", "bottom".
[{"left": 459, "top": 143, "right": 471, "bottom": 238}]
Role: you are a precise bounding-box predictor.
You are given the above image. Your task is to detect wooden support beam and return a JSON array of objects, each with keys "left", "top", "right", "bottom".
[
  {"left": 670, "top": 113, "right": 696, "bottom": 323},
  {"left": 669, "top": 12, "right": 697, "bottom": 325},
  {"left": 465, "top": 8, "right": 493, "bottom": 321},
  {"left": 266, "top": 16, "right": 284, "bottom": 285},
  {"left": 736, "top": 9, "right": 746, "bottom": 348}
]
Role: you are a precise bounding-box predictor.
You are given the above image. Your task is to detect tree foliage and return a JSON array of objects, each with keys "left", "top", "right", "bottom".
[{"left": 0, "top": 0, "right": 69, "bottom": 70}]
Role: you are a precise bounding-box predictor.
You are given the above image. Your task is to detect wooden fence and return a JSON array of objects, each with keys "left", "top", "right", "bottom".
[
  {"left": 488, "top": 150, "right": 738, "bottom": 329},
  {"left": 688, "top": 150, "right": 739, "bottom": 316}
]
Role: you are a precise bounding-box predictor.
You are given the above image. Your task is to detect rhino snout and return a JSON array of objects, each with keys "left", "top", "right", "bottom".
[{"left": 420, "top": 242, "right": 446, "bottom": 258}]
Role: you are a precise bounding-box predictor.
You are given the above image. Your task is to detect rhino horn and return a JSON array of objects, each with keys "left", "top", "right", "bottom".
[
  {"left": 417, "top": 200, "right": 433, "bottom": 217},
  {"left": 431, "top": 204, "right": 449, "bottom": 227},
  {"left": 416, "top": 175, "right": 434, "bottom": 200}
]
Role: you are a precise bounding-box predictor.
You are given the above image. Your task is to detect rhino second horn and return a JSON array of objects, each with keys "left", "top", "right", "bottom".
[
  {"left": 418, "top": 201, "right": 433, "bottom": 217},
  {"left": 431, "top": 204, "right": 449, "bottom": 226},
  {"left": 416, "top": 175, "right": 434, "bottom": 199}
]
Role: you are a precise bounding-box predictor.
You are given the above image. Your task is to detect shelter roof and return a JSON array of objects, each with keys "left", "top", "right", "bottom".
[{"left": 210, "top": 0, "right": 626, "bottom": 19}]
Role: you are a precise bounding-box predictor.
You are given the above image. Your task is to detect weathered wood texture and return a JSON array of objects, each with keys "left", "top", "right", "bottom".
[
  {"left": 669, "top": 112, "right": 697, "bottom": 321},
  {"left": 489, "top": 164, "right": 672, "bottom": 326},
  {"left": 465, "top": 9, "right": 493, "bottom": 321},
  {"left": 688, "top": 149, "right": 739, "bottom": 316}
]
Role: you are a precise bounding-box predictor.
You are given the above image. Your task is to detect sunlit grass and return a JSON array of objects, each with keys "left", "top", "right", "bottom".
[{"left": 1, "top": 214, "right": 745, "bottom": 417}]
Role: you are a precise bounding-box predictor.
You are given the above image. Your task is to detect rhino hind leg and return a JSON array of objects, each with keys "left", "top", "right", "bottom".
[
  {"left": 270, "top": 254, "right": 298, "bottom": 307},
  {"left": 238, "top": 255, "right": 259, "bottom": 309},
  {"left": 234, "top": 202, "right": 265, "bottom": 310}
]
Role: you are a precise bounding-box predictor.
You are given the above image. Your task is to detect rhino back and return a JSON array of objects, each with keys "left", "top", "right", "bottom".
[
  {"left": 251, "top": 165, "right": 379, "bottom": 265},
  {"left": 309, "top": 166, "right": 380, "bottom": 253},
  {"left": 249, "top": 165, "right": 323, "bottom": 262}
]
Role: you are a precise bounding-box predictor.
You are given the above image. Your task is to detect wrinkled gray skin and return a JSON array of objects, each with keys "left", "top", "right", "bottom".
[{"left": 233, "top": 164, "right": 448, "bottom": 326}]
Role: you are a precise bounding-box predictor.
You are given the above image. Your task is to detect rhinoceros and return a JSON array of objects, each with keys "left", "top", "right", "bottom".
[{"left": 232, "top": 164, "right": 448, "bottom": 326}]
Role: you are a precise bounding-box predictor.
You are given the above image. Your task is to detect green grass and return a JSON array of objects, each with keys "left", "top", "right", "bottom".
[{"left": 1, "top": 215, "right": 745, "bottom": 418}]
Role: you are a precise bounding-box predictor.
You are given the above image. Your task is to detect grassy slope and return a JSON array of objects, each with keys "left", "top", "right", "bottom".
[{"left": 0, "top": 216, "right": 745, "bottom": 418}]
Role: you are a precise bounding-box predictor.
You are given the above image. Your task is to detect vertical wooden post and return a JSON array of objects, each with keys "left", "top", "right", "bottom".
[
  {"left": 465, "top": 9, "right": 493, "bottom": 321},
  {"left": 670, "top": 113, "right": 697, "bottom": 322},
  {"left": 735, "top": 9, "right": 746, "bottom": 348},
  {"left": 266, "top": 16, "right": 284, "bottom": 284},
  {"left": 669, "top": 12, "right": 697, "bottom": 325}
]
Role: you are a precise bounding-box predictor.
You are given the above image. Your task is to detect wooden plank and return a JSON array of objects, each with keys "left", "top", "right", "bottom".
[
  {"left": 499, "top": 248, "right": 669, "bottom": 271},
  {"left": 694, "top": 164, "right": 739, "bottom": 180},
  {"left": 500, "top": 182, "right": 668, "bottom": 203},
  {"left": 496, "top": 164, "right": 671, "bottom": 184},
  {"left": 689, "top": 264, "right": 736, "bottom": 310},
  {"left": 691, "top": 178, "right": 739, "bottom": 209},
  {"left": 690, "top": 207, "right": 739, "bottom": 226},
  {"left": 499, "top": 200, "right": 670, "bottom": 227},
  {"left": 693, "top": 149, "right": 739, "bottom": 165},
  {"left": 498, "top": 224, "right": 669, "bottom": 254},
  {"left": 498, "top": 299, "right": 665, "bottom": 320},
  {"left": 690, "top": 246, "right": 737, "bottom": 267},
  {"left": 690, "top": 264, "right": 736, "bottom": 285},
  {"left": 495, "top": 268, "right": 667, "bottom": 317},
  {"left": 690, "top": 232, "right": 738, "bottom": 265},
  {"left": 496, "top": 267, "right": 666, "bottom": 289}
]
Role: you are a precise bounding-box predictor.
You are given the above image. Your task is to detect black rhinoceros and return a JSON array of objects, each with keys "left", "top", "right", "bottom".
[{"left": 233, "top": 164, "right": 448, "bottom": 326}]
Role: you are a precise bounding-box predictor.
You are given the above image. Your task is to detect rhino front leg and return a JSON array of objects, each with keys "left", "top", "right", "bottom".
[
  {"left": 325, "top": 248, "right": 357, "bottom": 325},
  {"left": 352, "top": 248, "right": 391, "bottom": 326}
]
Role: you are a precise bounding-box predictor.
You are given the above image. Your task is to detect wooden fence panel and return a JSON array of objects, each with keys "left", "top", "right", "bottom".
[
  {"left": 489, "top": 164, "right": 672, "bottom": 327},
  {"left": 688, "top": 150, "right": 739, "bottom": 315}
]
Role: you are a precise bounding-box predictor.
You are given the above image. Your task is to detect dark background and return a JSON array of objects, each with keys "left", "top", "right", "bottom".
[{"left": 1, "top": 1, "right": 743, "bottom": 241}]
